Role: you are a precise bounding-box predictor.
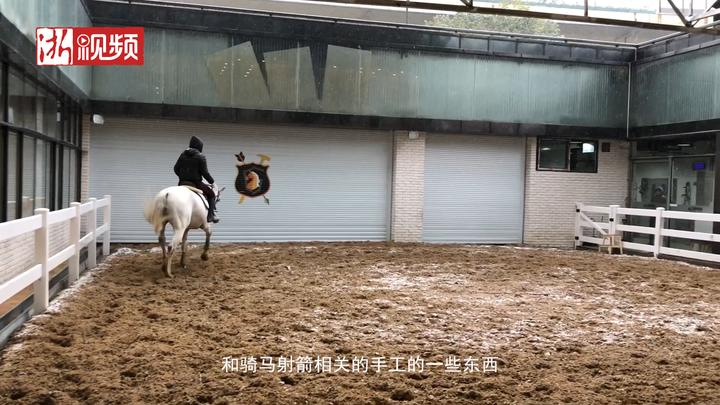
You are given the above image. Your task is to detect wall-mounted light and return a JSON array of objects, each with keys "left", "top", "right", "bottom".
[
  {"left": 92, "top": 114, "right": 104, "bottom": 125},
  {"left": 408, "top": 131, "right": 420, "bottom": 140}
]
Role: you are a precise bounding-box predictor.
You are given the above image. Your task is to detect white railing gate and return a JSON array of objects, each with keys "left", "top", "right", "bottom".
[{"left": 575, "top": 202, "right": 720, "bottom": 264}]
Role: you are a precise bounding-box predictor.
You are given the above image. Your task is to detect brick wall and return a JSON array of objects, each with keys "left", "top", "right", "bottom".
[
  {"left": 391, "top": 131, "right": 425, "bottom": 242},
  {"left": 523, "top": 137, "right": 630, "bottom": 247}
]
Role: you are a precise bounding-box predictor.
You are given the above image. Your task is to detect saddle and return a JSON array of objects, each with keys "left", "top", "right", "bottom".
[{"left": 181, "top": 185, "right": 210, "bottom": 211}]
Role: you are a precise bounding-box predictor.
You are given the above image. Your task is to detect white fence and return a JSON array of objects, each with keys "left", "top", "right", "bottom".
[
  {"left": 0, "top": 196, "right": 111, "bottom": 314},
  {"left": 575, "top": 202, "right": 720, "bottom": 263}
]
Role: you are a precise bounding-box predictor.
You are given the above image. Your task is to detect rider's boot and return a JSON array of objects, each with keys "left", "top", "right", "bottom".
[{"left": 207, "top": 199, "right": 220, "bottom": 223}]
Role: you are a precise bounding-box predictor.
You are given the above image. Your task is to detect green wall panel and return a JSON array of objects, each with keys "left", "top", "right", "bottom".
[
  {"left": 632, "top": 48, "right": 720, "bottom": 127},
  {"left": 92, "top": 28, "right": 629, "bottom": 128}
]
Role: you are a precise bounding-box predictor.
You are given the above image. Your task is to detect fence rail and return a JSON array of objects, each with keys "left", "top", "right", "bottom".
[
  {"left": 575, "top": 202, "right": 720, "bottom": 263},
  {"left": 0, "top": 196, "right": 112, "bottom": 314}
]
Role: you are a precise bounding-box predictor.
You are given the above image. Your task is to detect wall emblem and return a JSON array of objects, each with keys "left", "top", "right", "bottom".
[{"left": 235, "top": 152, "right": 271, "bottom": 204}]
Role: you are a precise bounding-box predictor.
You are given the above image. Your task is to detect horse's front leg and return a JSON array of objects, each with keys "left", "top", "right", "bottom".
[
  {"left": 201, "top": 225, "right": 212, "bottom": 261},
  {"left": 180, "top": 228, "right": 190, "bottom": 269}
]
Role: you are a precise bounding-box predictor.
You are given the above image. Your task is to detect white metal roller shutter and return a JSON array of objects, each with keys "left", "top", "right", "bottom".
[
  {"left": 89, "top": 118, "right": 392, "bottom": 242},
  {"left": 423, "top": 134, "right": 525, "bottom": 243}
]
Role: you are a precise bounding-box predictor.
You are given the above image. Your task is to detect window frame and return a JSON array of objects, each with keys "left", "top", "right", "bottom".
[
  {"left": 536, "top": 137, "right": 599, "bottom": 174},
  {"left": 1, "top": 60, "right": 83, "bottom": 222}
]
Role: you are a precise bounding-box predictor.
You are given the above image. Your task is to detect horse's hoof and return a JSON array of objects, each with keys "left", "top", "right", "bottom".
[{"left": 201, "top": 253, "right": 209, "bottom": 261}]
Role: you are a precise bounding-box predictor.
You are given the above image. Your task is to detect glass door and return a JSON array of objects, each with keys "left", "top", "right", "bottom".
[
  {"left": 667, "top": 157, "right": 715, "bottom": 251},
  {"left": 629, "top": 157, "right": 715, "bottom": 250},
  {"left": 631, "top": 160, "right": 670, "bottom": 210},
  {"left": 629, "top": 160, "right": 669, "bottom": 245},
  {"left": 669, "top": 157, "right": 714, "bottom": 213}
]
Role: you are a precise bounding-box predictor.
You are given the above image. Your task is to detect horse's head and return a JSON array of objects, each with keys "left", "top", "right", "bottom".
[{"left": 212, "top": 184, "right": 227, "bottom": 203}]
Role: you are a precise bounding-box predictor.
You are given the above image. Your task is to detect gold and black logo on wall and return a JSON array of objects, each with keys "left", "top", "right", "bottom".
[{"left": 235, "top": 152, "right": 271, "bottom": 205}]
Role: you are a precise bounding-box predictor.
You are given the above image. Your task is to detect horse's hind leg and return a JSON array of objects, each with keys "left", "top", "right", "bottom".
[
  {"left": 159, "top": 222, "right": 168, "bottom": 273},
  {"left": 165, "top": 243, "right": 174, "bottom": 278},
  {"left": 201, "top": 225, "right": 212, "bottom": 261},
  {"left": 165, "top": 226, "right": 180, "bottom": 278},
  {"left": 180, "top": 228, "right": 190, "bottom": 269},
  {"left": 166, "top": 226, "right": 187, "bottom": 278}
]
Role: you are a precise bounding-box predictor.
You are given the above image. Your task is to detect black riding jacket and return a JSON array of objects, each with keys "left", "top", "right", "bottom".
[{"left": 174, "top": 136, "right": 215, "bottom": 185}]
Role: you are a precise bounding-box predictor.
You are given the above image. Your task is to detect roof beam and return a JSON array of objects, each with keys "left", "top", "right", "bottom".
[
  {"left": 665, "top": 0, "right": 691, "bottom": 26},
  {"left": 298, "top": 0, "right": 719, "bottom": 34},
  {"left": 686, "top": 2, "right": 720, "bottom": 24}
]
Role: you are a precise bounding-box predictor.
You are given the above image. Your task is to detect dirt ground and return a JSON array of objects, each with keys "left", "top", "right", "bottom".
[{"left": 1, "top": 243, "right": 720, "bottom": 404}]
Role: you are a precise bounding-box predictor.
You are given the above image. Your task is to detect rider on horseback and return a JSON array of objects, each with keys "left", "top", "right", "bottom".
[{"left": 174, "top": 136, "right": 220, "bottom": 223}]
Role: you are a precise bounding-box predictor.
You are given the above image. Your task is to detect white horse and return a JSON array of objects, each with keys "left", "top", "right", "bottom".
[{"left": 144, "top": 184, "right": 224, "bottom": 277}]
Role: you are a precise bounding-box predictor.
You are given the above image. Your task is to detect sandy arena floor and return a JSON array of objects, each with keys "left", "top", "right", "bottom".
[{"left": 1, "top": 243, "right": 720, "bottom": 404}]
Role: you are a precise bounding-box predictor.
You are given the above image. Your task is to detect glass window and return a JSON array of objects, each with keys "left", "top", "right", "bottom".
[
  {"left": 55, "top": 100, "right": 62, "bottom": 138},
  {"left": 68, "top": 148, "right": 77, "bottom": 204},
  {"left": 22, "top": 136, "right": 35, "bottom": 217},
  {"left": 62, "top": 102, "right": 70, "bottom": 142},
  {"left": 63, "top": 147, "right": 71, "bottom": 207},
  {"left": 73, "top": 108, "right": 80, "bottom": 145},
  {"left": 59, "top": 146, "right": 79, "bottom": 207},
  {"left": 569, "top": 141, "right": 598, "bottom": 173},
  {"left": 53, "top": 145, "right": 61, "bottom": 209},
  {"left": 7, "top": 133, "right": 17, "bottom": 220},
  {"left": 0, "top": 64, "right": 4, "bottom": 118},
  {"left": 36, "top": 86, "right": 47, "bottom": 133},
  {"left": 537, "top": 138, "right": 598, "bottom": 173},
  {"left": 7, "top": 69, "right": 40, "bottom": 131},
  {"left": 23, "top": 78, "right": 37, "bottom": 131},
  {"left": 62, "top": 103, "right": 78, "bottom": 144},
  {"left": 41, "top": 87, "right": 59, "bottom": 138},
  {"left": 77, "top": 110, "right": 83, "bottom": 146},
  {"left": 35, "top": 140, "right": 49, "bottom": 209},
  {"left": 67, "top": 106, "right": 75, "bottom": 143},
  {"left": 8, "top": 68, "right": 23, "bottom": 127},
  {"left": 537, "top": 138, "right": 567, "bottom": 170}
]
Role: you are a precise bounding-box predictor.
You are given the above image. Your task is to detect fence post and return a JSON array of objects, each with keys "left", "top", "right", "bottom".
[
  {"left": 33, "top": 208, "right": 49, "bottom": 314},
  {"left": 574, "top": 202, "right": 583, "bottom": 248},
  {"left": 103, "top": 195, "right": 111, "bottom": 256},
  {"left": 69, "top": 202, "right": 81, "bottom": 283},
  {"left": 609, "top": 205, "right": 619, "bottom": 235},
  {"left": 654, "top": 207, "right": 665, "bottom": 258},
  {"left": 88, "top": 198, "right": 97, "bottom": 269}
]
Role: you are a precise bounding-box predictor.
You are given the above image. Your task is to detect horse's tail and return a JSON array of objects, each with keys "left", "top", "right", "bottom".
[{"left": 144, "top": 192, "right": 170, "bottom": 235}]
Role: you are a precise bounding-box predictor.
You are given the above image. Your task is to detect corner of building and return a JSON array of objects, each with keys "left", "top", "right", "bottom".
[{"left": 523, "top": 137, "right": 630, "bottom": 248}]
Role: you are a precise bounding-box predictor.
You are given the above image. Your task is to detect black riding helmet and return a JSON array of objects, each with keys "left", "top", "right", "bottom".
[{"left": 189, "top": 136, "right": 204, "bottom": 152}]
